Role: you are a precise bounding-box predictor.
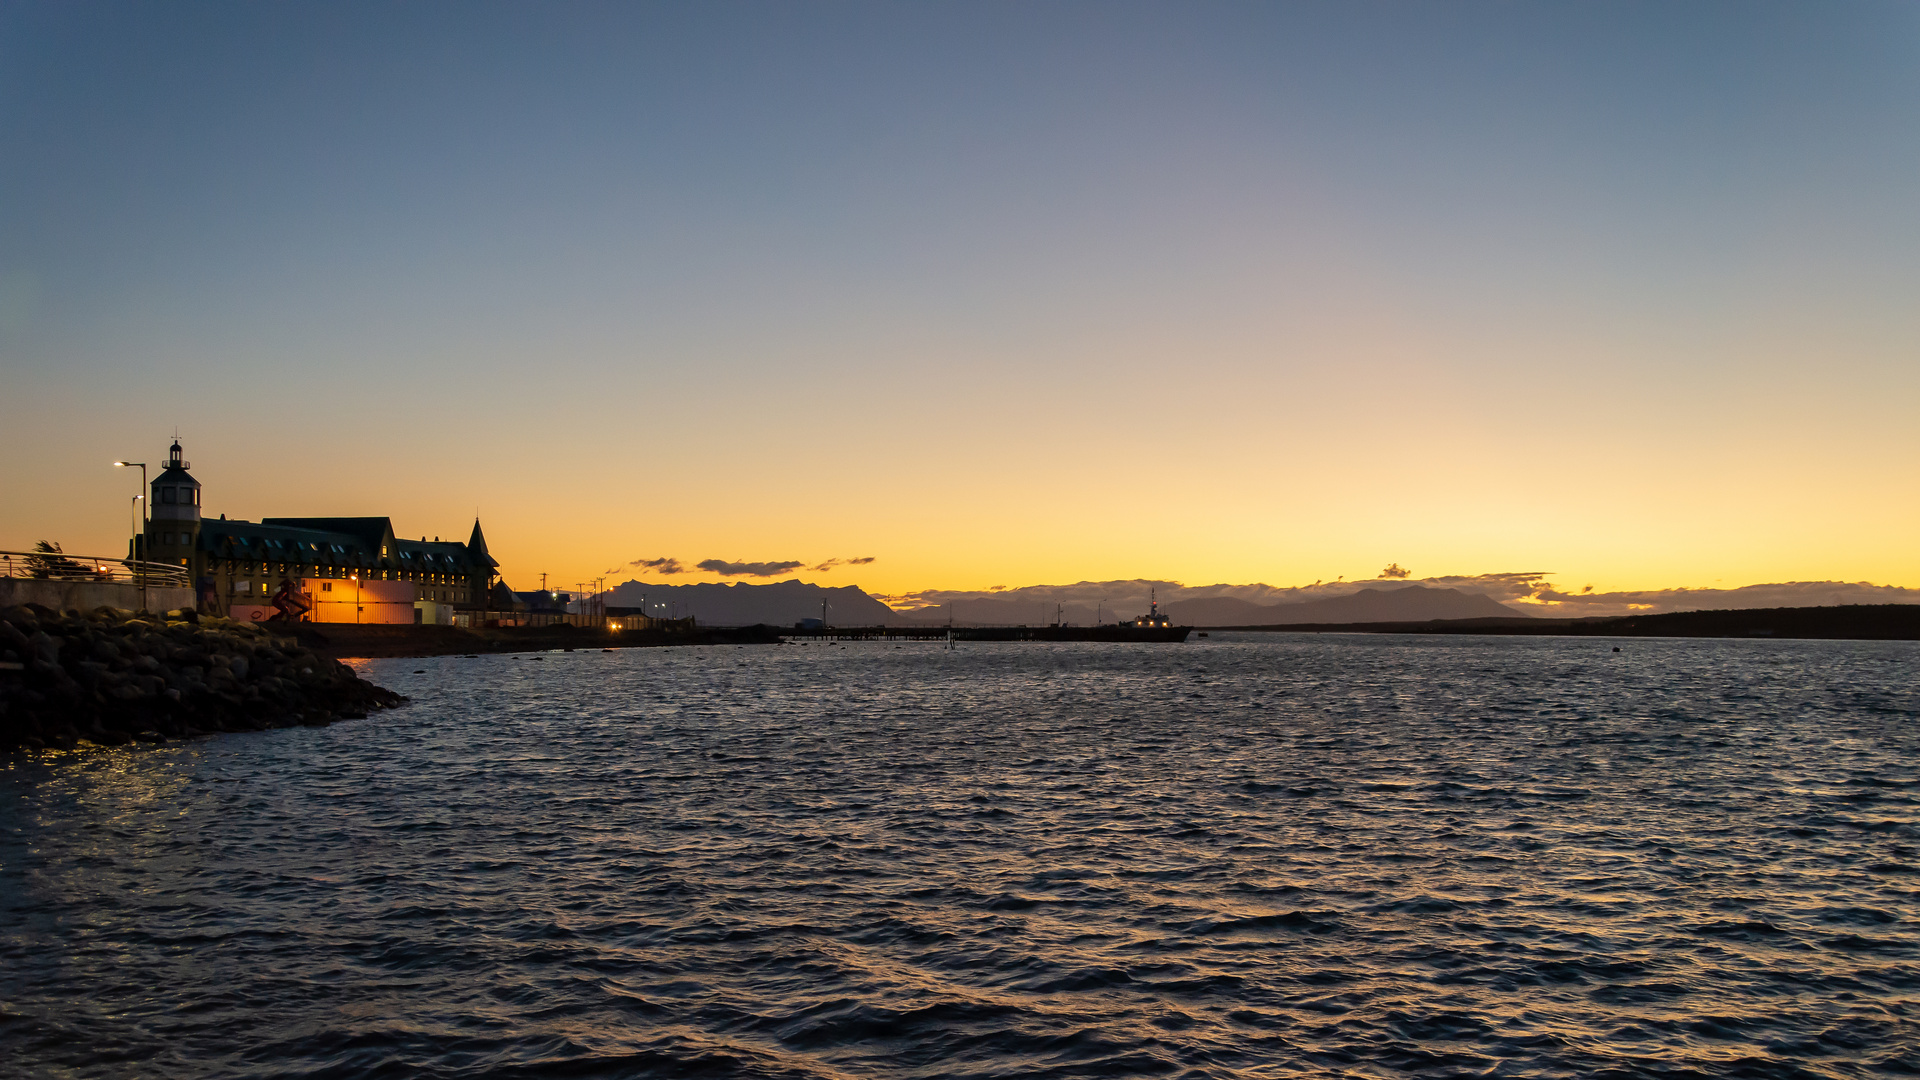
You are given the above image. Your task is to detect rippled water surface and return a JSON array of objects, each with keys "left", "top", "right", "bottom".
[{"left": 4, "top": 633, "right": 1918, "bottom": 1078}]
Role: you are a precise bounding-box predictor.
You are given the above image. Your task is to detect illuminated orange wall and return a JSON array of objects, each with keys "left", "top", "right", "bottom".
[{"left": 302, "top": 578, "right": 416, "bottom": 625}]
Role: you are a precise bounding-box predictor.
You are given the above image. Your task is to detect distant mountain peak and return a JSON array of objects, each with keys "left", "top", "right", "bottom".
[{"left": 601, "top": 578, "right": 894, "bottom": 626}]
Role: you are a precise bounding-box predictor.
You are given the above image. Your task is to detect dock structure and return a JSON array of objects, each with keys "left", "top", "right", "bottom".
[{"left": 779, "top": 624, "right": 1191, "bottom": 643}]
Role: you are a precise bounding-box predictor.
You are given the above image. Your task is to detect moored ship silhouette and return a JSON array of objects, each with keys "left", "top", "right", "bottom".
[{"left": 1128, "top": 589, "right": 1173, "bottom": 629}]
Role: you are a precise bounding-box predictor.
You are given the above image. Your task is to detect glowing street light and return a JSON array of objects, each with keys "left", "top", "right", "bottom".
[{"left": 114, "top": 461, "right": 147, "bottom": 549}]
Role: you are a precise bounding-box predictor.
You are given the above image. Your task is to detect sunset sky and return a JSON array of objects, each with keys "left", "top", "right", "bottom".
[{"left": 4, "top": 2, "right": 1917, "bottom": 603}]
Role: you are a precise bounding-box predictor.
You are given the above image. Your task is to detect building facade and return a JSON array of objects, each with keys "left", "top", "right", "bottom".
[{"left": 140, "top": 440, "right": 499, "bottom": 624}]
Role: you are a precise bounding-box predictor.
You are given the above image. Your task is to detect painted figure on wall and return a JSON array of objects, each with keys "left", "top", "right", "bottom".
[{"left": 268, "top": 578, "right": 312, "bottom": 623}]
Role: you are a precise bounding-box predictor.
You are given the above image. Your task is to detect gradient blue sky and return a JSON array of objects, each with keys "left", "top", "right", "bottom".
[{"left": 5, "top": 1, "right": 1917, "bottom": 597}]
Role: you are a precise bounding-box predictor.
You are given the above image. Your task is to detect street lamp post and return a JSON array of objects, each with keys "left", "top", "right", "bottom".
[
  {"left": 113, "top": 461, "right": 147, "bottom": 546},
  {"left": 115, "top": 460, "right": 150, "bottom": 612},
  {"left": 130, "top": 494, "right": 146, "bottom": 611}
]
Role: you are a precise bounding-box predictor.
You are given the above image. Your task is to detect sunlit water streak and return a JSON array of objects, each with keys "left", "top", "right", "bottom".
[{"left": 2, "top": 633, "right": 1917, "bottom": 1079}]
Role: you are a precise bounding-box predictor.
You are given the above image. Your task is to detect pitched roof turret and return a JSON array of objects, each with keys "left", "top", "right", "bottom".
[{"left": 467, "top": 518, "right": 499, "bottom": 568}]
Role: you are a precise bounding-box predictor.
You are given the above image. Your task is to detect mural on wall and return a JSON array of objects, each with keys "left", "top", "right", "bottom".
[{"left": 268, "top": 578, "right": 312, "bottom": 622}]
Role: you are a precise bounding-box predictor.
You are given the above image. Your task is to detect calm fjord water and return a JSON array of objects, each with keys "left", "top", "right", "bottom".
[{"left": 2, "top": 633, "right": 1917, "bottom": 1079}]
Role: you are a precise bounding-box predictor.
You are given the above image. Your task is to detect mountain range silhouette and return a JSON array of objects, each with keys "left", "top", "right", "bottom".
[
  {"left": 1164, "top": 585, "right": 1528, "bottom": 626},
  {"left": 602, "top": 580, "right": 1523, "bottom": 627},
  {"left": 601, "top": 579, "right": 896, "bottom": 626}
]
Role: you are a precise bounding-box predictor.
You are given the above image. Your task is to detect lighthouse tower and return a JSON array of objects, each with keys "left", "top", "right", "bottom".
[{"left": 146, "top": 439, "right": 202, "bottom": 569}]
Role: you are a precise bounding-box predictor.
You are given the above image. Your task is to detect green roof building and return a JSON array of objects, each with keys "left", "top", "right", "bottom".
[{"left": 141, "top": 441, "right": 500, "bottom": 623}]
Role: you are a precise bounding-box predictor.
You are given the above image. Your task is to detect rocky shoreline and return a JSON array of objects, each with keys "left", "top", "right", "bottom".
[{"left": 0, "top": 604, "right": 406, "bottom": 752}]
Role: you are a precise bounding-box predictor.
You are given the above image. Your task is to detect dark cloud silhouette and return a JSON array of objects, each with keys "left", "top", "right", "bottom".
[
  {"left": 1379, "top": 563, "right": 1410, "bottom": 579},
  {"left": 809, "top": 556, "right": 878, "bottom": 572},
  {"left": 629, "top": 556, "right": 685, "bottom": 575},
  {"left": 698, "top": 558, "right": 804, "bottom": 578}
]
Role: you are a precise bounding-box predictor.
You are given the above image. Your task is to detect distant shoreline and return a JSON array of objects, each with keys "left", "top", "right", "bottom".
[
  {"left": 279, "top": 622, "right": 781, "bottom": 660},
  {"left": 277, "top": 604, "right": 1920, "bottom": 659},
  {"left": 1207, "top": 604, "right": 1920, "bottom": 641}
]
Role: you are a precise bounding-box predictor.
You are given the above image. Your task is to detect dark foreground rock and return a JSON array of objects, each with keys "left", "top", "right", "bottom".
[{"left": 0, "top": 603, "right": 406, "bottom": 752}]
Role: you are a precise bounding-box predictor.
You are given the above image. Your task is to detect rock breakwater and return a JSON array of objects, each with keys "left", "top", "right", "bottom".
[{"left": 0, "top": 604, "right": 406, "bottom": 752}]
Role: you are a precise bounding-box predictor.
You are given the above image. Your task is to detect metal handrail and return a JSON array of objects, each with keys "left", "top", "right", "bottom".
[{"left": 0, "top": 551, "right": 192, "bottom": 588}]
